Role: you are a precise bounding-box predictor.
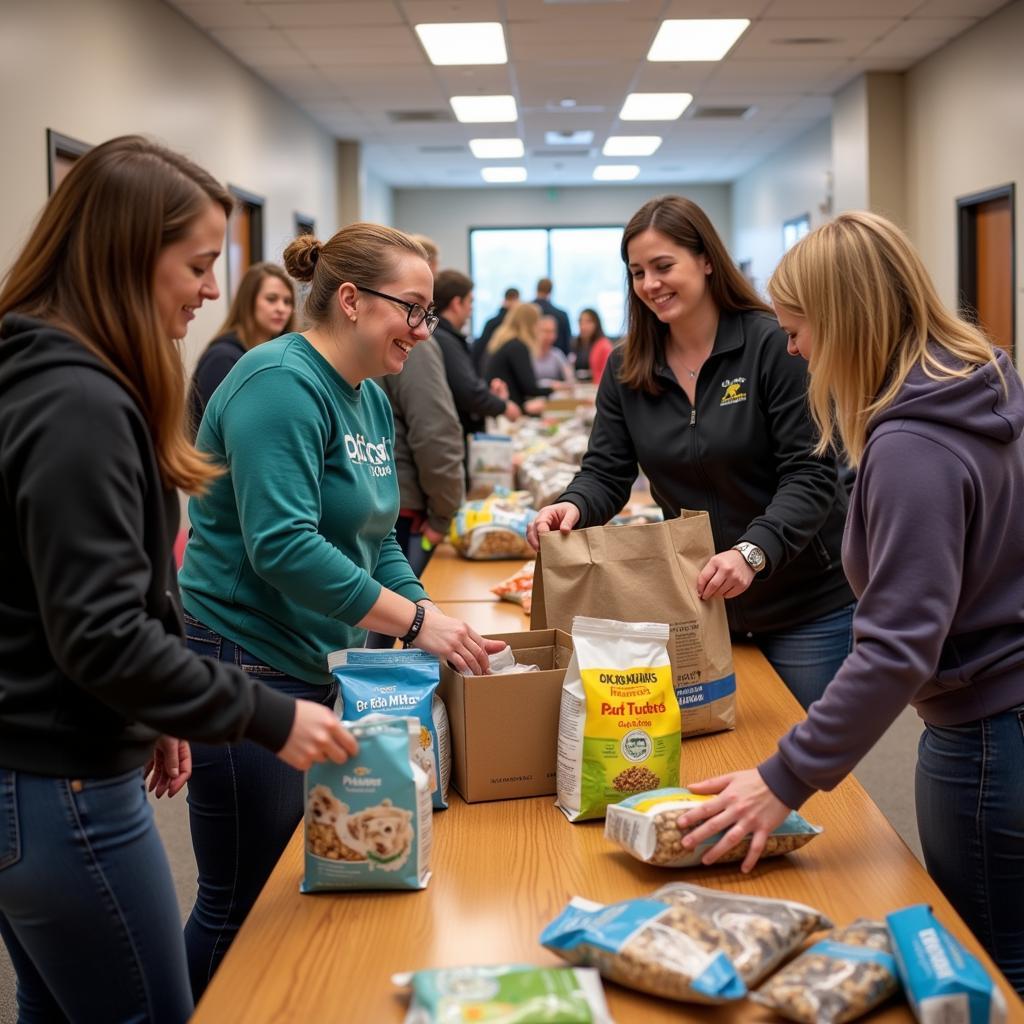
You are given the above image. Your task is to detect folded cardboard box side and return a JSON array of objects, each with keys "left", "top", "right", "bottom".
[{"left": 438, "top": 629, "right": 572, "bottom": 803}]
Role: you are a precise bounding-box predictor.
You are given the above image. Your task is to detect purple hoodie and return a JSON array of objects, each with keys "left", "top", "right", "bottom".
[{"left": 760, "top": 348, "right": 1024, "bottom": 808}]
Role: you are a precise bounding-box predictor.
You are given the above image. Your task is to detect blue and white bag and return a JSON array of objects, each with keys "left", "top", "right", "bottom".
[
  {"left": 887, "top": 905, "right": 1007, "bottom": 1024},
  {"left": 301, "top": 716, "right": 432, "bottom": 892},
  {"left": 330, "top": 648, "right": 450, "bottom": 809}
]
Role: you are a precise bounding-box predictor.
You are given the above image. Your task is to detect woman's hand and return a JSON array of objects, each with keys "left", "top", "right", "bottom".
[
  {"left": 527, "top": 501, "right": 580, "bottom": 550},
  {"left": 413, "top": 607, "right": 506, "bottom": 675},
  {"left": 276, "top": 701, "right": 359, "bottom": 772},
  {"left": 144, "top": 737, "right": 192, "bottom": 798},
  {"left": 697, "top": 549, "right": 755, "bottom": 600},
  {"left": 676, "top": 769, "right": 791, "bottom": 873}
]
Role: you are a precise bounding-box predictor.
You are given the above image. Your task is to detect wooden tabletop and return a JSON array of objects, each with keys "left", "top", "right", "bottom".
[
  {"left": 192, "top": 554, "right": 1023, "bottom": 1023},
  {"left": 420, "top": 544, "right": 533, "bottom": 602}
]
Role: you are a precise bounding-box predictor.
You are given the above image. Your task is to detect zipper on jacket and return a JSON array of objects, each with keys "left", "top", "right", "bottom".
[{"left": 689, "top": 409, "right": 696, "bottom": 427}]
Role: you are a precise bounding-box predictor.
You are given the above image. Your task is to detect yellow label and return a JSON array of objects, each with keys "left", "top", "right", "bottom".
[
  {"left": 631, "top": 791, "right": 711, "bottom": 813},
  {"left": 580, "top": 664, "right": 675, "bottom": 739}
]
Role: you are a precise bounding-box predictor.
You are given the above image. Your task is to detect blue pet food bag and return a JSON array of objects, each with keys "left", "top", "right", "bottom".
[{"left": 330, "top": 648, "right": 450, "bottom": 809}]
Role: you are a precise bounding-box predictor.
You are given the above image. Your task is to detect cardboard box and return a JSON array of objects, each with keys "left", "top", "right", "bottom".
[{"left": 438, "top": 629, "right": 572, "bottom": 803}]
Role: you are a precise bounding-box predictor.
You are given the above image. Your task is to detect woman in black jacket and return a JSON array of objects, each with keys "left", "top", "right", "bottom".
[
  {"left": 0, "top": 136, "right": 355, "bottom": 1024},
  {"left": 188, "top": 261, "right": 296, "bottom": 436},
  {"left": 483, "top": 301, "right": 551, "bottom": 409},
  {"left": 530, "top": 196, "right": 854, "bottom": 709}
]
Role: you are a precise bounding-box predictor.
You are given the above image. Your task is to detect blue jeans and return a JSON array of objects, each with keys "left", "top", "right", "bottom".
[
  {"left": 916, "top": 703, "right": 1024, "bottom": 996},
  {"left": 182, "top": 614, "right": 337, "bottom": 1001},
  {"left": 746, "top": 602, "right": 855, "bottom": 710},
  {"left": 0, "top": 767, "right": 192, "bottom": 1023}
]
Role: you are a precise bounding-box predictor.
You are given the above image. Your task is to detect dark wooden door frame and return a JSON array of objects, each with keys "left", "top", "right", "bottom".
[
  {"left": 46, "top": 129, "right": 92, "bottom": 194},
  {"left": 957, "top": 182, "right": 1016, "bottom": 358}
]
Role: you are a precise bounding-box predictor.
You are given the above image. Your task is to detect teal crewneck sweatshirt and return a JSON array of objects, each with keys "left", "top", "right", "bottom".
[{"left": 180, "top": 334, "right": 428, "bottom": 685}]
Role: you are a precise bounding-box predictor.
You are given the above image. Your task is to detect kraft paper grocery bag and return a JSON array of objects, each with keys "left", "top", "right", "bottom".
[{"left": 532, "top": 512, "right": 736, "bottom": 736}]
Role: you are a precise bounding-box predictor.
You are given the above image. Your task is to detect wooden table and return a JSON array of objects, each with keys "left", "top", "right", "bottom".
[
  {"left": 192, "top": 553, "right": 1024, "bottom": 1023},
  {"left": 419, "top": 543, "right": 533, "bottom": 603}
]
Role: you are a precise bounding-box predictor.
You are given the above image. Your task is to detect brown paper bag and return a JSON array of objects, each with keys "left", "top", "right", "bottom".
[{"left": 531, "top": 512, "right": 736, "bottom": 736}]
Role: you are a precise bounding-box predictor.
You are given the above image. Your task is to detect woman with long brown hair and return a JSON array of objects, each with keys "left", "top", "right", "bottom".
[
  {"left": 188, "top": 261, "right": 296, "bottom": 434},
  {"left": 677, "top": 212, "right": 1024, "bottom": 994},
  {"left": 0, "top": 135, "right": 356, "bottom": 1023},
  {"left": 530, "top": 195, "right": 854, "bottom": 709}
]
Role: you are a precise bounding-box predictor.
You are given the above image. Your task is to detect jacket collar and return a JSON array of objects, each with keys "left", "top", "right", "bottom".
[
  {"left": 436, "top": 315, "right": 467, "bottom": 344},
  {"left": 653, "top": 309, "right": 746, "bottom": 381}
]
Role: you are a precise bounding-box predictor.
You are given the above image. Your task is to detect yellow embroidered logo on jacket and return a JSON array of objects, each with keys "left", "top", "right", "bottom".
[{"left": 720, "top": 377, "right": 747, "bottom": 406}]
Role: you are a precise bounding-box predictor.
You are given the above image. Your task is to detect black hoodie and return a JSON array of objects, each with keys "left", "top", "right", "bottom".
[
  {"left": 559, "top": 310, "right": 854, "bottom": 635},
  {"left": 0, "top": 314, "right": 294, "bottom": 777}
]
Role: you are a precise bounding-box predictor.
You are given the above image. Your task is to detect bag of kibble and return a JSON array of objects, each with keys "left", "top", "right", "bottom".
[
  {"left": 448, "top": 491, "right": 537, "bottom": 560},
  {"left": 330, "top": 647, "right": 450, "bottom": 810},
  {"left": 605, "top": 787, "right": 822, "bottom": 868},
  {"left": 652, "top": 882, "right": 833, "bottom": 988},
  {"left": 301, "top": 716, "right": 432, "bottom": 893},
  {"left": 540, "top": 895, "right": 747, "bottom": 1004},
  {"left": 394, "top": 964, "right": 613, "bottom": 1024},
  {"left": 752, "top": 919, "right": 900, "bottom": 1023},
  {"left": 556, "top": 617, "right": 681, "bottom": 822}
]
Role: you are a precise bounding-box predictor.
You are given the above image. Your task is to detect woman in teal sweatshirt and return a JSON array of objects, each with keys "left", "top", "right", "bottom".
[{"left": 179, "top": 223, "right": 502, "bottom": 997}]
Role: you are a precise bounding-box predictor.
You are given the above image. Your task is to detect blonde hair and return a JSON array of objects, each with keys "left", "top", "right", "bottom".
[
  {"left": 283, "top": 224, "right": 427, "bottom": 326},
  {"left": 488, "top": 302, "right": 541, "bottom": 355},
  {"left": 768, "top": 210, "right": 1001, "bottom": 467},
  {"left": 0, "top": 135, "right": 232, "bottom": 495}
]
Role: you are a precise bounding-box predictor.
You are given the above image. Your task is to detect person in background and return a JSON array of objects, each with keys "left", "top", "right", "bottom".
[
  {"left": 534, "top": 277, "right": 572, "bottom": 354},
  {"left": 0, "top": 135, "right": 354, "bottom": 1024},
  {"left": 574, "top": 307, "right": 613, "bottom": 385},
  {"left": 179, "top": 225, "right": 502, "bottom": 997},
  {"left": 407, "top": 233, "right": 439, "bottom": 276},
  {"left": 485, "top": 301, "right": 552, "bottom": 410},
  {"left": 529, "top": 196, "right": 853, "bottom": 710},
  {"left": 676, "top": 212, "right": 1024, "bottom": 996},
  {"left": 532, "top": 313, "right": 574, "bottom": 388},
  {"left": 473, "top": 286, "right": 519, "bottom": 371},
  {"left": 189, "top": 261, "right": 296, "bottom": 435}
]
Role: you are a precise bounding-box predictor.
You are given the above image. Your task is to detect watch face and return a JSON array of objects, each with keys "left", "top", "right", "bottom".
[{"left": 748, "top": 547, "right": 765, "bottom": 569}]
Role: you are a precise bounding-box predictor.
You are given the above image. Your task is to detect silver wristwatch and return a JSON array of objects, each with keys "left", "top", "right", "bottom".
[{"left": 732, "top": 542, "right": 767, "bottom": 574}]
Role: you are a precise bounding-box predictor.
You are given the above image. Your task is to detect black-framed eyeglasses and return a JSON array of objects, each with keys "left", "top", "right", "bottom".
[{"left": 356, "top": 286, "right": 439, "bottom": 334}]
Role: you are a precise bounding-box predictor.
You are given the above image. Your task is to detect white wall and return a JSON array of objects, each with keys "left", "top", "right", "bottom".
[
  {"left": 393, "top": 184, "right": 732, "bottom": 274},
  {"left": 0, "top": 0, "right": 339, "bottom": 372},
  {"left": 905, "top": 0, "right": 1024, "bottom": 368},
  {"left": 730, "top": 119, "right": 832, "bottom": 295},
  {"left": 362, "top": 169, "right": 395, "bottom": 228}
]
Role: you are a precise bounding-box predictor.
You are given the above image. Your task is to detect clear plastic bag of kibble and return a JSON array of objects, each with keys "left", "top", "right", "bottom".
[
  {"left": 652, "top": 882, "right": 832, "bottom": 988},
  {"left": 752, "top": 919, "right": 900, "bottom": 1023}
]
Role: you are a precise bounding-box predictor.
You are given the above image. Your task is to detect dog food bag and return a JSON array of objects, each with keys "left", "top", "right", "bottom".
[
  {"left": 887, "top": 905, "right": 1007, "bottom": 1024},
  {"left": 301, "top": 716, "right": 432, "bottom": 892},
  {"left": 394, "top": 964, "right": 613, "bottom": 1024},
  {"left": 330, "top": 648, "right": 450, "bottom": 810},
  {"left": 652, "top": 882, "right": 832, "bottom": 988},
  {"left": 540, "top": 896, "right": 747, "bottom": 1004},
  {"left": 605, "top": 787, "right": 822, "bottom": 868},
  {"left": 556, "top": 616, "right": 680, "bottom": 822},
  {"left": 752, "top": 919, "right": 900, "bottom": 1023}
]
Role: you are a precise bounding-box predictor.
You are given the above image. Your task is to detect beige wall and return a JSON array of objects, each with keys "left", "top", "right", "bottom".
[
  {"left": 0, "top": 0, "right": 339, "bottom": 373},
  {"left": 905, "top": 0, "right": 1024, "bottom": 368}
]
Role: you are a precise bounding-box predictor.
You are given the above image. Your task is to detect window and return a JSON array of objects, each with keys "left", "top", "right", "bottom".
[
  {"left": 469, "top": 226, "right": 626, "bottom": 338},
  {"left": 782, "top": 214, "right": 811, "bottom": 252},
  {"left": 227, "top": 185, "right": 265, "bottom": 300}
]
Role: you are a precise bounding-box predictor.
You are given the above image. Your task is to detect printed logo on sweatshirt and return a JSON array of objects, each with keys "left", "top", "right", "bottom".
[
  {"left": 344, "top": 433, "right": 393, "bottom": 477},
  {"left": 720, "top": 377, "right": 748, "bottom": 406}
]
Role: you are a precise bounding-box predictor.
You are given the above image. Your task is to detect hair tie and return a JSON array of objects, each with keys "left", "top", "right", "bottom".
[{"left": 310, "top": 243, "right": 321, "bottom": 267}]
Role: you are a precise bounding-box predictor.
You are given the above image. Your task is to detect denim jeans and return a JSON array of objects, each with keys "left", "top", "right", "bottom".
[
  {"left": 0, "top": 767, "right": 192, "bottom": 1023},
  {"left": 916, "top": 703, "right": 1024, "bottom": 996},
  {"left": 182, "top": 614, "right": 337, "bottom": 1001},
  {"left": 747, "top": 602, "right": 856, "bottom": 710}
]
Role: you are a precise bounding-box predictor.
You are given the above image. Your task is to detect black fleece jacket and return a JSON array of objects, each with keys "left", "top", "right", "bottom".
[
  {"left": 559, "top": 310, "right": 853, "bottom": 635},
  {"left": 434, "top": 316, "right": 507, "bottom": 436},
  {"left": 0, "top": 315, "right": 294, "bottom": 777}
]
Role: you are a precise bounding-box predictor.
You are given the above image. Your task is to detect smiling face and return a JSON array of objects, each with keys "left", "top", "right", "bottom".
[
  {"left": 627, "top": 228, "right": 713, "bottom": 327},
  {"left": 773, "top": 302, "right": 815, "bottom": 362},
  {"left": 253, "top": 273, "right": 294, "bottom": 341},
  {"left": 152, "top": 199, "right": 226, "bottom": 341},
  {"left": 578, "top": 310, "right": 598, "bottom": 342}
]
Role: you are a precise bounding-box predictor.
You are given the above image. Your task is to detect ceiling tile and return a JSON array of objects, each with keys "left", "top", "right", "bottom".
[
  {"left": 171, "top": 2, "right": 273, "bottom": 29},
  {"left": 400, "top": 0, "right": 504, "bottom": 19},
  {"left": 860, "top": 17, "right": 979, "bottom": 58},
  {"left": 730, "top": 18, "right": 901, "bottom": 59},
  {"left": 762, "top": 0, "right": 920, "bottom": 15},
  {"left": 260, "top": 3, "right": 403, "bottom": 28}
]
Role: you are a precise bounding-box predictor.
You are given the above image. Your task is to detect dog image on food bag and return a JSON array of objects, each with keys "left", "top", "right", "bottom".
[{"left": 345, "top": 799, "right": 415, "bottom": 871}]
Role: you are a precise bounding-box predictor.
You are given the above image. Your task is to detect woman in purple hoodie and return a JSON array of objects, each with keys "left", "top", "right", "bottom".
[{"left": 677, "top": 211, "right": 1024, "bottom": 994}]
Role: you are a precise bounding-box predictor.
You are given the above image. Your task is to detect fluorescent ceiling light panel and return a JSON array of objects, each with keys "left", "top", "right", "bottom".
[
  {"left": 450, "top": 94, "right": 518, "bottom": 123},
  {"left": 619, "top": 93, "right": 693, "bottom": 121},
  {"left": 415, "top": 22, "right": 507, "bottom": 66},
  {"left": 469, "top": 138, "right": 524, "bottom": 158},
  {"left": 545, "top": 130, "right": 594, "bottom": 146},
  {"left": 647, "top": 19, "right": 750, "bottom": 62},
  {"left": 482, "top": 166, "right": 527, "bottom": 183},
  {"left": 593, "top": 165, "right": 640, "bottom": 181},
  {"left": 603, "top": 135, "right": 662, "bottom": 156}
]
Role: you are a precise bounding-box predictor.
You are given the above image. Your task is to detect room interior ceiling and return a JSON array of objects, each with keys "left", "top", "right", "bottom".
[{"left": 165, "top": 0, "right": 1008, "bottom": 188}]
